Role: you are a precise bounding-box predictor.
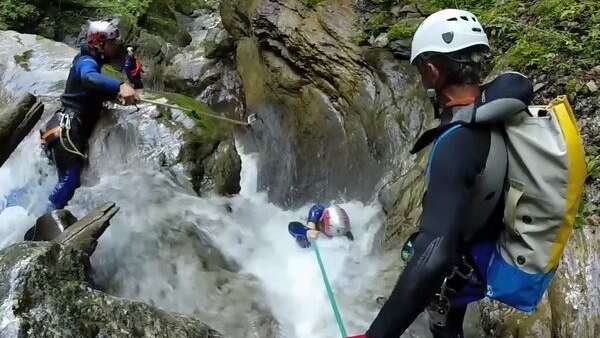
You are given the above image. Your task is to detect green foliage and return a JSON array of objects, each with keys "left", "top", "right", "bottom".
[
  {"left": 0, "top": 0, "right": 41, "bottom": 31},
  {"left": 586, "top": 154, "right": 600, "bottom": 181},
  {"left": 0, "top": 0, "right": 181, "bottom": 41}
]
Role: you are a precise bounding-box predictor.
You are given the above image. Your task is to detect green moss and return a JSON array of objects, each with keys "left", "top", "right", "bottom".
[
  {"left": 13, "top": 49, "right": 33, "bottom": 71},
  {"left": 144, "top": 90, "right": 231, "bottom": 143},
  {"left": 0, "top": 0, "right": 40, "bottom": 32},
  {"left": 387, "top": 21, "right": 418, "bottom": 41},
  {"left": 302, "top": 0, "right": 327, "bottom": 8}
]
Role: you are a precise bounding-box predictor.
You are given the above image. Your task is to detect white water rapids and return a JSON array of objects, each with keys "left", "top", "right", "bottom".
[{"left": 0, "top": 124, "right": 436, "bottom": 338}]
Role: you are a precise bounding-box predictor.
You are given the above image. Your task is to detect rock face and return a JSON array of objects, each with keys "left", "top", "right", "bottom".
[
  {"left": 165, "top": 7, "right": 244, "bottom": 118},
  {"left": 0, "top": 93, "right": 43, "bottom": 166},
  {"left": 221, "top": 0, "right": 431, "bottom": 210},
  {"left": 0, "top": 241, "right": 222, "bottom": 338},
  {"left": 0, "top": 31, "right": 76, "bottom": 98}
]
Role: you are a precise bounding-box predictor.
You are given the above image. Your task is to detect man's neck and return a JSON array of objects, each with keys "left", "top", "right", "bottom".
[{"left": 438, "top": 84, "right": 480, "bottom": 108}]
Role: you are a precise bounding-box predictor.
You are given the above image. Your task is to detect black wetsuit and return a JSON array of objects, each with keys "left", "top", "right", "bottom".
[{"left": 366, "top": 73, "right": 533, "bottom": 338}]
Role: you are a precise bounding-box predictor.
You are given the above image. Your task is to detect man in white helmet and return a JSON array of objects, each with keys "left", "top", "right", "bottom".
[
  {"left": 347, "top": 9, "right": 533, "bottom": 338},
  {"left": 39, "top": 20, "right": 138, "bottom": 212}
]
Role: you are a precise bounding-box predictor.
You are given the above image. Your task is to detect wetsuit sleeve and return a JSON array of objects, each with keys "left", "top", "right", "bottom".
[
  {"left": 366, "top": 127, "right": 488, "bottom": 338},
  {"left": 307, "top": 204, "right": 325, "bottom": 224},
  {"left": 78, "top": 57, "right": 121, "bottom": 97}
]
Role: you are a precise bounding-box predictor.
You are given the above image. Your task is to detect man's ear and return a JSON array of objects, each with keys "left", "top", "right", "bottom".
[{"left": 426, "top": 62, "right": 441, "bottom": 86}]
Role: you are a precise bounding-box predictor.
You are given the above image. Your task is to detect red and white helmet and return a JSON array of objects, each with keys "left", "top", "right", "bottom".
[
  {"left": 321, "top": 205, "right": 351, "bottom": 237},
  {"left": 86, "top": 20, "right": 120, "bottom": 46}
]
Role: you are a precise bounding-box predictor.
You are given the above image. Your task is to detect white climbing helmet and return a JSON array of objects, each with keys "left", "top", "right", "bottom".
[
  {"left": 321, "top": 205, "right": 351, "bottom": 237},
  {"left": 410, "top": 9, "right": 489, "bottom": 64}
]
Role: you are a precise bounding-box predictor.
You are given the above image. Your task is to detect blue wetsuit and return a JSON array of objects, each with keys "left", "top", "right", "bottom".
[
  {"left": 288, "top": 204, "right": 325, "bottom": 248},
  {"left": 45, "top": 45, "right": 121, "bottom": 211}
]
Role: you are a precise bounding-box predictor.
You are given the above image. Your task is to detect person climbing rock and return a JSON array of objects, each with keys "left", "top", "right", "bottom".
[
  {"left": 348, "top": 9, "right": 535, "bottom": 338},
  {"left": 123, "top": 46, "right": 144, "bottom": 90},
  {"left": 40, "top": 20, "right": 138, "bottom": 212},
  {"left": 288, "top": 204, "right": 354, "bottom": 248}
]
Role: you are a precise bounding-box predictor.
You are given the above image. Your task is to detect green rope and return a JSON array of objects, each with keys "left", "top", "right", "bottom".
[{"left": 311, "top": 241, "right": 348, "bottom": 338}]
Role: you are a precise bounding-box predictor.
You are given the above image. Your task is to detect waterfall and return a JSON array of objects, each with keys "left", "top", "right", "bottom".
[{"left": 0, "top": 111, "right": 434, "bottom": 337}]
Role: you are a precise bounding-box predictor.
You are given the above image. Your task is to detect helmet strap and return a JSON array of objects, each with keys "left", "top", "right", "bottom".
[{"left": 427, "top": 88, "right": 441, "bottom": 119}]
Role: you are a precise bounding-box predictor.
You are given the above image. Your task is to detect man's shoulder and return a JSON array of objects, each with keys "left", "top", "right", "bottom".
[{"left": 481, "top": 72, "right": 534, "bottom": 105}]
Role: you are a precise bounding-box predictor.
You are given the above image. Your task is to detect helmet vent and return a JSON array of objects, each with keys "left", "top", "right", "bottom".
[
  {"left": 447, "top": 17, "right": 458, "bottom": 21},
  {"left": 472, "top": 28, "right": 482, "bottom": 32},
  {"left": 460, "top": 16, "right": 469, "bottom": 21},
  {"left": 472, "top": 17, "right": 477, "bottom": 22}
]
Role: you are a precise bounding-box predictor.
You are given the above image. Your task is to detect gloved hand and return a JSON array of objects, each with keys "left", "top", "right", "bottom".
[
  {"left": 118, "top": 83, "right": 139, "bottom": 105},
  {"left": 347, "top": 335, "right": 367, "bottom": 338},
  {"left": 307, "top": 229, "right": 320, "bottom": 241}
]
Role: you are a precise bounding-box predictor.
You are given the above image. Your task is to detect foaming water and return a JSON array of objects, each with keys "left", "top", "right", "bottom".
[
  {"left": 0, "top": 133, "right": 56, "bottom": 247},
  {"left": 0, "top": 133, "right": 430, "bottom": 337}
]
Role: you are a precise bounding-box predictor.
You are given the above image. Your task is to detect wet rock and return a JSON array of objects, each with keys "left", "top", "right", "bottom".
[
  {"left": 586, "top": 80, "right": 598, "bottom": 93},
  {"left": 203, "top": 139, "right": 242, "bottom": 195},
  {"left": 371, "top": 33, "right": 390, "bottom": 48},
  {"left": 0, "top": 241, "right": 223, "bottom": 337},
  {"left": 389, "top": 38, "right": 412, "bottom": 59},
  {"left": 533, "top": 82, "right": 546, "bottom": 93},
  {"left": 391, "top": 4, "right": 420, "bottom": 18},
  {"left": 0, "top": 31, "right": 76, "bottom": 98},
  {"left": 0, "top": 93, "right": 43, "bottom": 166},
  {"left": 221, "top": 0, "right": 431, "bottom": 209},
  {"left": 165, "top": 8, "right": 244, "bottom": 116}
]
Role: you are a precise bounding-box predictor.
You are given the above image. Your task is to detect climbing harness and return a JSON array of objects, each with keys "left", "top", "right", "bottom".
[
  {"left": 40, "top": 111, "right": 87, "bottom": 159},
  {"left": 139, "top": 97, "right": 257, "bottom": 127},
  {"left": 427, "top": 256, "right": 474, "bottom": 327},
  {"left": 311, "top": 240, "right": 348, "bottom": 338}
]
